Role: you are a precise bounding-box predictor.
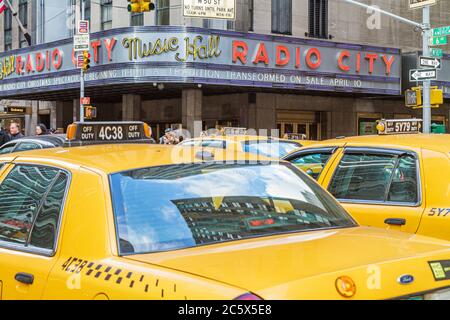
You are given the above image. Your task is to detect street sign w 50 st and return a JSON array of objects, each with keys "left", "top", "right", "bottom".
[{"left": 409, "top": 0, "right": 437, "bottom": 10}]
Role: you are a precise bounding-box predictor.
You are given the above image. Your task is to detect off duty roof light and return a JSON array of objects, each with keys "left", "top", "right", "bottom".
[
  {"left": 65, "top": 121, "right": 153, "bottom": 147},
  {"left": 376, "top": 119, "right": 422, "bottom": 135}
]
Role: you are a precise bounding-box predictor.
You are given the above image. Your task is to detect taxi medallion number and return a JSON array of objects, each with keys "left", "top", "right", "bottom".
[
  {"left": 388, "top": 120, "right": 420, "bottom": 134},
  {"left": 377, "top": 119, "right": 422, "bottom": 135},
  {"left": 99, "top": 126, "right": 124, "bottom": 141}
]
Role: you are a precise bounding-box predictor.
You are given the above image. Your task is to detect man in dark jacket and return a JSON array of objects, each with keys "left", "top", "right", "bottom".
[
  {"left": 0, "top": 127, "right": 9, "bottom": 147},
  {"left": 8, "top": 122, "right": 24, "bottom": 141}
]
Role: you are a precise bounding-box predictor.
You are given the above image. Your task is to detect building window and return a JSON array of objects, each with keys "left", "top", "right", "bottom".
[
  {"left": 101, "top": 0, "right": 113, "bottom": 30},
  {"left": 203, "top": 19, "right": 234, "bottom": 30},
  {"left": 131, "top": 12, "right": 144, "bottom": 26},
  {"left": 4, "top": 6, "right": 12, "bottom": 51},
  {"left": 271, "top": 0, "right": 292, "bottom": 35},
  {"left": 248, "top": 0, "right": 254, "bottom": 31},
  {"left": 84, "top": 0, "right": 91, "bottom": 22},
  {"left": 308, "top": 0, "right": 328, "bottom": 39},
  {"left": 19, "top": 0, "right": 28, "bottom": 48},
  {"left": 156, "top": 0, "right": 170, "bottom": 26}
]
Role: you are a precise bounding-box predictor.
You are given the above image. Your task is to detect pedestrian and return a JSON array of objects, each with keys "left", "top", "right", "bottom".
[
  {"left": 8, "top": 122, "right": 24, "bottom": 141},
  {"left": 0, "top": 127, "right": 9, "bottom": 147},
  {"left": 159, "top": 128, "right": 172, "bottom": 144},
  {"left": 35, "top": 123, "right": 48, "bottom": 136}
]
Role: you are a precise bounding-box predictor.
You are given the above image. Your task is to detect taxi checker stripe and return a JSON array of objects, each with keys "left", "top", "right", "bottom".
[
  {"left": 62, "top": 257, "right": 179, "bottom": 296},
  {"left": 0, "top": 0, "right": 5, "bottom": 14}
]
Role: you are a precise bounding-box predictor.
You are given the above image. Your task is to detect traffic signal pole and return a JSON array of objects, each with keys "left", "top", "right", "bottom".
[
  {"left": 343, "top": 0, "right": 433, "bottom": 133},
  {"left": 80, "top": 0, "right": 86, "bottom": 123},
  {"left": 422, "top": 6, "right": 432, "bottom": 134}
]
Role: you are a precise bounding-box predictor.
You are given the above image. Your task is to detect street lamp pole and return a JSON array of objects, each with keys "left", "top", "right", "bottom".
[
  {"left": 342, "top": 0, "right": 433, "bottom": 133},
  {"left": 80, "top": 0, "right": 86, "bottom": 123}
]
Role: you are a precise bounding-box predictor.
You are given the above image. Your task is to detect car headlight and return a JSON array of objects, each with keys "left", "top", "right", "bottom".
[{"left": 424, "top": 288, "right": 450, "bottom": 300}]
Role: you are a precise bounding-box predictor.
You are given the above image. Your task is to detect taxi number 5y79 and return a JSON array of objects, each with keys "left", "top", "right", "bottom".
[
  {"left": 99, "top": 126, "right": 124, "bottom": 141},
  {"left": 395, "top": 121, "right": 411, "bottom": 132}
]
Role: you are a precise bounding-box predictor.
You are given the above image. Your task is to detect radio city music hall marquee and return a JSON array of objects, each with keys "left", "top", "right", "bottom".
[{"left": 0, "top": 27, "right": 402, "bottom": 97}]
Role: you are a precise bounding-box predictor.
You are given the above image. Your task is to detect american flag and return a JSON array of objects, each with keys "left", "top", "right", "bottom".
[{"left": 0, "top": 0, "right": 6, "bottom": 14}]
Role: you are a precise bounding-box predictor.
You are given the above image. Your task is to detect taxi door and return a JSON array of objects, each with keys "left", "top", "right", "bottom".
[
  {"left": 321, "top": 147, "right": 425, "bottom": 233},
  {"left": 0, "top": 162, "right": 70, "bottom": 299},
  {"left": 415, "top": 148, "right": 450, "bottom": 241}
]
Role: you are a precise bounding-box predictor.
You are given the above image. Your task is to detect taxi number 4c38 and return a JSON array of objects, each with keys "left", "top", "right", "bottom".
[{"left": 99, "top": 126, "right": 124, "bottom": 140}]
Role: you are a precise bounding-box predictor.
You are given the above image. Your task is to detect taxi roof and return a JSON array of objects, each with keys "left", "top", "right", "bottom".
[
  {"left": 188, "top": 135, "right": 300, "bottom": 143},
  {"left": 0, "top": 144, "right": 274, "bottom": 174},
  {"left": 302, "top": 134, "right": 450, "bottom": 154}
]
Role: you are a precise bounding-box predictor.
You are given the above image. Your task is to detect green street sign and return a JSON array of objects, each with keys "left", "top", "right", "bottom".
[
  {"left": 430, "top": 36, "right": 448, "bottom": 46},
  {"left": 433, "top": 26, "right": 450, "bottom": 37},
  {"left": 431, "top": 48, "right": 443, "bottom": 58}
]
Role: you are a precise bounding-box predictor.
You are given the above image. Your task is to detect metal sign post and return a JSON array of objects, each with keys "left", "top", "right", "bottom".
[
  {"left": 80, "top": 0, "right": 86, "bottom": 122},
  {"left": 422, "top": 6, "right": 432, "bottom": 134}
]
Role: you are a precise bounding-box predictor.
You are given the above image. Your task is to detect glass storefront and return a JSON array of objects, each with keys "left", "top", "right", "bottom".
[{"left": 277, "top": 111, "right": 321, "bottom": 140}]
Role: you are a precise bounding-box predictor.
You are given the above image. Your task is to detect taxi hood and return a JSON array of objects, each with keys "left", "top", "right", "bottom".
[{"left": 124, "top": 227, "right": 450, "bottom": 299}]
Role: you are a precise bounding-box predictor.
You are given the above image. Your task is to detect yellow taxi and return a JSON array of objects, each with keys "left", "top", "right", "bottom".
[
  {"left": 2, "top": 121, "right": 450, "bottom": 300},
  {"left": 178, "top": 127, "right": 316, "bottom": 159},
  {"left": 284, "top": 118, "right": 450, "bottom": 242}
]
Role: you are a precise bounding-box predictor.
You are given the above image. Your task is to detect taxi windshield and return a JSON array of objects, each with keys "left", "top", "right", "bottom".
[
  {"left": 242, "top": 140, "right": 301, "bottom": 158},
  {"left": 110, "top": 162, "right": 355, "bottom": 255}
]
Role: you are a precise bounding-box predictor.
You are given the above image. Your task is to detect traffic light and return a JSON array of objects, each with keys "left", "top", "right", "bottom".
[
  {"left": 84, "top": 106, "right": 97, "bottom": 120},
  {"left": 127, "top": 0, "right": 155, "bottom": 13},
  {"left": 127, "top": 0, "right": 140, "bottom": 12},
  {"left": 82, "top": 51, "right": 91, "bottom": 73},
  {"left": 431, "top": 87, "right": 444, "bottom": 106},
  {"left": 141, "top": 0, "right": 155, "bottom": 11},
  {"left": 405, "top": 87, "right": 422, "bottom": 108},
  {"left": 405, "top": 86, "right": 443, "bottom": 109}
]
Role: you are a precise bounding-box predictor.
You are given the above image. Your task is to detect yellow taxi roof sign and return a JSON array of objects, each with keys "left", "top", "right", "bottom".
[
  {"left": 221, "top": 127, "right": 248, "bottom": 136},
  {"left": 65, "top": 121, "right": 153, "bottom": 146},
  {"left": 376, "top": 119, "right": 422, "bottom": 135}
]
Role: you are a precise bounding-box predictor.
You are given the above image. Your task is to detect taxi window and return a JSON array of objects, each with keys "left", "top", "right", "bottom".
[
  {"left": 29, "top": 172, "right": 68, "bottom": 250},
  {"left": 179, "top": 140, "right": 197, "bottom": 147},
  {"left": 15, "top": 142, "right": 42, "bottom": 152},
  {"left": 110, "top": 162, "right": 356, "bottom": 255},
  {"left": 0, "top": 165, "right": 68, "bottom": 250},
  {"left": 387, "top": 155, "right": 418, "bottom": 203},
  {"left": 329, "top": 153, "right": 418, "bottom": 204},
  {"left": 288, "top": 151, "right": 333, "bottom": 180},
  {"left": 242, "top": 140, "right": 301, "bottom": 158},
  {"left": 0, "top": 143, "right": 17, "bottom": 155},
  {"left": 200, "top": 140, "right": 226, "bottom": 149}
]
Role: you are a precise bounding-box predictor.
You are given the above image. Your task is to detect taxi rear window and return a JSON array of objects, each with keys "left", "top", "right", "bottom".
[
  {"left": 242, "top": 141, "right": 301, "bottom": 158},
  {"left": 110, "top": 162, "right": 355, "bottom": 255}
]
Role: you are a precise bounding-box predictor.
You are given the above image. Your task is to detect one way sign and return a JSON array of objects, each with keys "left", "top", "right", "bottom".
[
  {"left": 420, "top": 56, "right": 442, "bottom": 69},
  {"left": 409, "top": 68, "right": 438, "bottom": 81}
]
